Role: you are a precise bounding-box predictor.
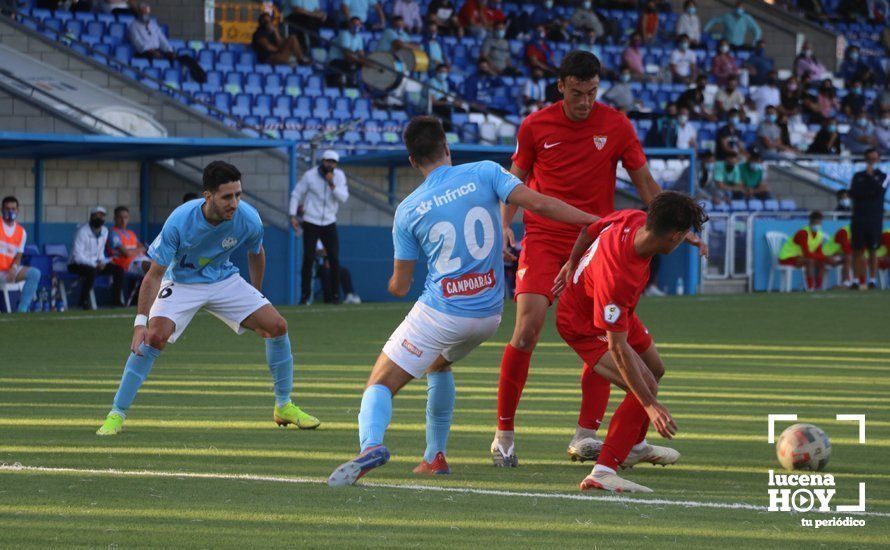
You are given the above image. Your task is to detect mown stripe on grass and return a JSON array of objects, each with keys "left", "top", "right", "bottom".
[{"left": 482, "top": 341, "right": 890, "bottom": 354}]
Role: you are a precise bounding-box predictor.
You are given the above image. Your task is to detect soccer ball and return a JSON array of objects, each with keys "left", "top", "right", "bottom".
[{"left": 776, "top": 423, "right": 831, "bottom": 471}]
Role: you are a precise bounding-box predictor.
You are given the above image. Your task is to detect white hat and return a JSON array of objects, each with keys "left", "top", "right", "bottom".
[
  {"left": 321, "top": 150, "right": 340, "bottom": 162},
  {"left": 89, "top": 206, "right": 107, "bottom": 215}
]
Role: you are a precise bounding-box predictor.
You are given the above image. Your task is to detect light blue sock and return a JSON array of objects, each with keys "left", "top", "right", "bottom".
[
  {"left": 111, "top": 343, "right": 161, "bottom": 417},
  {"left": 424, "top": 371, "right": 455, "bottom": 462},
  {"left": 358, "top": 384, "right": 392, "bottom": 452},
  {"left": 16, "top": 268, "right": 40, "bottom": 313},
  {"left": 266, "top": 334, "right": 294, "bottom": 407}
]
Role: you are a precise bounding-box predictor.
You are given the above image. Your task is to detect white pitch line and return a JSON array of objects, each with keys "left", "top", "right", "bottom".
[{"left": 2, "top": 464, "right": 888, "bottom": 518}]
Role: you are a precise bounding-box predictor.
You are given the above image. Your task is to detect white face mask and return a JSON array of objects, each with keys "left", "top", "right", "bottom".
[
  {"left": 811, "top": 224, "right": 822, "bottom": 233},
  {"left": 720, "top": 44, "right": 730, "bottom": 54}
]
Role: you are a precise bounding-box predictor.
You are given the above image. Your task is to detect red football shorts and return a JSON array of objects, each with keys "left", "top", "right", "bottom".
[
  {"left": 515, "top": 231, "right": 577, "bottom": 303},
  {"left": 560, "top": 313, "right": 654, "bottom": 368}
]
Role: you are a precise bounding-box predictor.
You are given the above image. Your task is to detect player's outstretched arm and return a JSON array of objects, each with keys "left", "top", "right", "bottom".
[
  {"left": 506, "top": 185, "right": 599, "bottom": 227},
  {"left": 552, "top": 227, "right": 597, "bottom": 297},
  {"left": 248, "top": 245, "right": 265, "bottom": 291},
  {"left": 131, "top": 261, "right": 167, "bottom": 355},
  {"left": 607, "top": 330, "right": 678, "bottom": 439},
  {"left": 388, "top": 259, "right": 416, "bottom": 297},
  {"left": 499, "top": 163, "right": 528, "bottom": 260}
]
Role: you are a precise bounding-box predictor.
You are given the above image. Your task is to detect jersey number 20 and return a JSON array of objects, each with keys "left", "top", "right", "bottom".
[{"left": 429, "top": 207, "right": 495, "bottom": 275}]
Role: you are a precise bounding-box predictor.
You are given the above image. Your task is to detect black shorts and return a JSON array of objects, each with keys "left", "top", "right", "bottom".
[{"left": 851, "top": 221, "right": 882, "bottom": 251}]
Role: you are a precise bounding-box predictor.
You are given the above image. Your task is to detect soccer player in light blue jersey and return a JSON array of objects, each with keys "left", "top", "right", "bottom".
[
  {"left": 96, "top": 161, "right": 319, "bottom": 436},
  {"left": 328, "top": 116, "right": 599, "bottom": 486}
]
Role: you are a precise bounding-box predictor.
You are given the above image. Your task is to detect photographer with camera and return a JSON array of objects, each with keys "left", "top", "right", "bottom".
[{"left": 289, "top": 150, "right": 350, "bottom": 305}]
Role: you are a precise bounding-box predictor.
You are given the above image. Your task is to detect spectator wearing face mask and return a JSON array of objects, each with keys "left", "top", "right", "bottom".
[
  {"left": 638, "top": 1, "right": 660, "bottom": 44},
  {"left": 711, "top": 40, "right": 739, "bottom": 87},
  {"left": 621, "top": 32, "right": 645, "bottom": 80},
  {"left": 252, "top": 11, "right": 310, "bottom": 66},
  {"left": 458, "top": 0, "right": 504, "bottom": 40},
  {"left": 426, "top": 0, "right": 461, "bottom": 36},
  {"left": 393, "top": 0, "right": 424, "bottom": 33},
  {"left": 716, "top": 108, "right": 747, "bottom": 160},
  {"left": 677, "top": 74, "right": 715, "bottom": 121},
  {"left": 68, "top": 206, "right": 125, "bottom": 310},
  {"left": 743, "top": 40, "right": 774, "bottom": 86},
  {"left": 376, "top": 16, "right": 421, "bottom": 54},
  {"left": 571, "top": 1, "right": 606, "bottom": 41},
  {"left": 780, "top": 75, "right": 803, "bottom": 115},
  {"left": 327, "top": 17, "right": 365, "bottom": 87},
  {"left": 807, "top": 118, "right": 841, "bottom": 155},
  {"left": 128, "top": 2, "right": 205, "bottom": 83},
  {"left": 715, "top": 76, "right": 745, "bottom": 119},
  {"left": 703, "top": 1, "right": 761, "bottom": 47},
  {"left": 794, "top": 42, "right": 828, "bottom": 80},
  {"left": 429, "top": 64, "right": 456, "bottom": 128},
  {"left": 521, "top": 68, "right": 548, "bottom": 115},
  {"left": 751, "top": 71, "right": 781, "bottom": 116},
  {"left": 646, "top": 103, "right": 680, "bottom": 147},
  {"left": 0, "top": 196, "right": 41, "bottom": 313},
  {"left": 670, "top": 35, "right": 698, "bottom": 85},
  {"left": 602, "top": 68, "right": 638, "bottom": 113},
  {"left": 676, "top": 0, "right": 701, "bottom": 46},
  {"left": 341, "top": 0, "right": 386, "bottom": 29},
  {"left": 839, "top": 46, "right": 876, "bottom": 86},
  {"left": 525, "top": 25, "right": 557, "bottom": 76},
  {"left": 739, "top": 152, "right": 772, "bottom": 199},
  {"left": 423, "top": 22, "right": 449, "bottom": 68},
  {"left": 845, "top": 115, "right": 878, "bottom": 154},
  {"left": 577, "top": 29, "right": 602, "bottom": 61},
  {"left": 758, "top": 105, "right": 798, "bottom": 158},
  {"left": 778, "top": 210, "right": 840, "bottom": 291},
  {"left": 676, "top": 107, "right": 697, "bottom": 149},
  {"left": 479, "top": 21, "right": 520, "bottom": 76},
  {"left": 877, "top": 110, "right": 890, "bottom": 154},
  {"left": 814, "top": 78, "right": 840, "bottom": 122},
  {"left": 285, "top": 0, "right": 328, "bottom": 52},
  {"left": 842, "top": 80, "right": 869, "bottom": 119},
  {"left": 713, "top": 150, "right": 745, "bottom": 201}
]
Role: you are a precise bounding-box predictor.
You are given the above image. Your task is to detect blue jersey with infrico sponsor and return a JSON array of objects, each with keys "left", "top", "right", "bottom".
[
  {"left": 147, "top": 199, "right": 264, "bottom": 284},
  {"left": 393, "top": 161, "right": 522, "bottom": 318}
]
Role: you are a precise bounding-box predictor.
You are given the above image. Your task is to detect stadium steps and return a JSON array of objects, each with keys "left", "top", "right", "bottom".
[{"left": 701, "top": 278, "right": 748, "bottom": 295}]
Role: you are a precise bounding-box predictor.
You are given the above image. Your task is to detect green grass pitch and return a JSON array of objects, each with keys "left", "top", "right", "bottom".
[{"left": 0, "top": 292, "right": 888, "bottom": 548}]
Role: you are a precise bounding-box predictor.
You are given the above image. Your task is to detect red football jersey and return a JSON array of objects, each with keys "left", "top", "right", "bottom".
[
  {"left": 512, "top": 101, "right": 647, "bottom": 238},
  {"left": 557, "top": 210, "right": 650, "bottom": 339}
]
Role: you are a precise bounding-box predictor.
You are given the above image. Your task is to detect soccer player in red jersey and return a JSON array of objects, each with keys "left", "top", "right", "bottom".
[
  {"left": 552, "top": 192, "right": 708, "bottom": 492},
  {"left": 492, "top": 50, "right": 706, "bottom": 466}
]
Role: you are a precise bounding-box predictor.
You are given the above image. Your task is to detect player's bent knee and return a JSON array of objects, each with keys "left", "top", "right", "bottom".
[
  {"left": 145, "top": 329, "right": 170, "bottom": 350},
  {"left": 270, "top": 316, "right": 288, "bottom": 337}
]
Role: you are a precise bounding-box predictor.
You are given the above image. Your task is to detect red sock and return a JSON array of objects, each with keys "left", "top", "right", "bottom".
[
  {"left": 496, "top": 344, "right": 532, "bottom": 431},
  {"left": 636, "top": 418, "right": 650, "bottom": 445},
  {"left": 815, "top": 274, "right": 823, "bottom": 289},
  {"left": 806, "top": 275, "right": 814, "bottom": 290},
  {"left": 859, "top": 275, "right": 866, "bottom": 285},
  {"left": 596, "top": 394, "right": 649, "bottom": 470},
  {"left": 578, "top": 363, "right": 611, "bottom": 430}
]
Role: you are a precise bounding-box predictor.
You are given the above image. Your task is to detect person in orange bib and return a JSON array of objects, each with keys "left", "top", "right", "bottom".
[
  {"left": 1, "top": 196, "right": 41, "bottom": 313},
  {"left": 107, "top": 206, "right": 151, "bottom": 275}
]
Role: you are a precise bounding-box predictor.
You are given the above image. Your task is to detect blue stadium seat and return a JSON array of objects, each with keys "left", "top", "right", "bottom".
[
  {"left": 353, "top": 98, "right": 371, "bottom": 119},
  {"left": 343, "top": 131, "right": 361, "bottom": 145},
  {"left": 273, "top": 95, "right": 292, "bottom": 118},
  {"left": 333, "top": 97, "right": 351, "bottom": 118},
  {"left": 163, "top": 69, "right": 181, "bottom": 88},
  {"left": 108, "top": 22, "right": 126, "bottom": 41},
  {"left": 461, "top": 122, "right": 480, "bottom": 143},
  {"left": 232, "top": 93, "right": 252, "bottom": 116},
  {"left": 748, "top": 199, "right": 764, "bottom": 212},
  {"left": 305, "top": 75, "right": 323, "bottom": 93},
  {"left": 217, "top": 50, "right": 235, "bottom": 71},
  {"left": 152, "top": 58, "right": 172, "bottom": 70},
  {"left": 204, "top": 70, "right": 223, "bottom": 89},
  {"left": 263, "top": 116, "right": 282, "bottom": 131},
  {"left": 283, "top": 129, "right": 302, "bottom": 140},
  {"left": 244, "top": 72, "right": 263, "bottom": 94},
  {"left": 294, "top": 96, "right": 312, "bottom": 117},
  {"left": 283, "top": 117, "right": 302, "bottom": 130},
  {"left": 323, "top": 87, "right": 341, "bottom": 99},
  {"left": 313, "top": 97, "right": 331, "bottom": 118},
  {"left": 364, "top": 131, "right": 382, "bottom": 145},
  {"left": 265, "top": 74, "right": 284, "bottom": 95},
  {"left": 730, "top": 199, "right": 748, "bottom": 211},
  {"left": 213, "top": 92, "right": 231, "bottom": 111},
  {"left": 780, "top": 199, "right": 797, "bottom": 211},
  {"left": 224, "top": 72, "right": 243, "bottom": 94},
  {"left": 284, "top": 74, "right": 301, "bottom": 96},
  {"left": 131, "top": 57, "right": 150, "bottom": 71},
  {"left": 86, "top": 21, "right": 104, "bottom": 38},
  {"left": 363, "top": 120, "right": 382, "bottom": 133},
  {"left": 763, "top": 199, "right": 780, "bottom": 211},
  {"left": 198, "top": 49, "right": 215, "bottom": 69},
  {"left": 252, "top": 94, "right": 273, "bottom": 117}
]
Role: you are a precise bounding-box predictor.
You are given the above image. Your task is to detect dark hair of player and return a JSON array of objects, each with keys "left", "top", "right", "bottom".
[
  {"left": 646, "top": 191, "right": 708, "bottom": 236},
  {"left": 1, "top": 196, "right": 17, "bottom": 208},
  {"left": 809, "top": 210, "right": 823, "bottom": 224},
  {"left": 114, "top": 206, "right": 129, "bottom": 216},
  {"left": 182, "top": 192, "right": 199, "bottom": 203},
  {"left": 403, "top": 115, "right": 447, "bottom": 166},
  {"left": 203, "top": 161, "right": 242, "bottom": 193},
  {"left": 558, "top": 50, "right": 601, "bottom": 82}
]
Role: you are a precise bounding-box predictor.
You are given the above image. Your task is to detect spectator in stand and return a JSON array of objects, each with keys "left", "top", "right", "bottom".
[
  {"left": 739, "top": 152, "right": 772, "bottom": 199},
  {"left": 751, "top": 70, "right": 781, "bottom": 116},
  {"left": 839, "top": 0, "right": 871, "bottom": 21},
  {"left": 807, "top": 117, "right": 841, "bottom": 154},
  {"left": 716, "top": 108, "right": 747, "bottom": 159},
  {"left": 251, "top": 11, "right": 310, "bottom": 66},
  {"left": 427, "top": 0, "right": 462, "bottom": 36},
  {"left": 429, "top": 64, "right": 456, "bottom": 129},
  {"left": 521, "top": 67, "right": 547, "bottom": 115},
  {"left": 842, "top": 80, "right": 868, "bottom": 119},
  {"left": 68, "top": 206, "right": 124, "bottom": 310},
  {"left": 285, "top": 0, "right": 328, "bottom": 52},
  {"left": 845, "top": 114, "right": 878, "bottom": 154},
  {"left": 758, "top": 105, "right": 798, "bottom": 158},
  {"left": 479, "top": 21, "right": 520, "bottom": 76},
  {"left": 342, "top": 0, "right": 386, "bottom": 29},
  {"left": 676, "top": 0, "right": 701, "bottom": 46},
  {"left": 778, "top": 210, "right": 839, "bottom": 291},
  {"left": 713, "top": 150, "right": 744, "bottom": 200},
  {"left": 711, "top": 40, "right": 739, "bottom": 87},
  {"left": 693, "top": 150, "right": 718, "bottom": 198},
  {"left": 571, "top": 1, "right": 606, "bottom": 41},
  {"left": 458, "top": 0, "right": 503, "bottom": 40},
  {"left": 877, "top": 110, "right": 890, "bottom": 154},
  {"left": 393, "top": 0, "right": 424, "bottom": 34},
  {"left": 602, "top": 68, "right": 639, "bottom": 113},
  {"left": 703, "top": 1, "right": 761, "bottom": 47},
  {"left": 107, "top": 206, "right": 151, "bottom": 278},
  {"left": 670, "top": 35, "right": 698, "bottom": 84},
  {"left": 839, "top": 46, "right": 877, "bottom": 87},
  {"left": 715, "top": 76, "right": 745, "bottom": 119},
  {"left": 128, "top": 3, "right": 205, "bottom": 83},
  {"left": 815, "top": 78, "right": 840, "bottom": 122},
  {"left": 849, "top": 149, "right": 888, "bottom": 288},
  {"left": 646, "top": 103, "right": 680, "bottom": 147},
  {"left": 577, "top": 29, "right": 603, "bottom": 62},
  {"left": 525, "top": 24, "right": 557, "bottom": 75},
  {"left": 794, "top": 42, "right": 828, "bottom": 80},
  {"left": 868, "top": 0, "right": 889, "bottom": 23},
  {"left": 423, "top": 21, "right": 448, "bottom": 69},
  {"left": 638, "top": 1, "right": 660, "bottom": 44},
  {"left": 376, "top": 16, "right": 419, "bottom": 54},
  {"left": 743, "top": 40, "right": 774, "bottom": 86},
  {"left": 780, "top": 75, "right": 803, "bottom": 115},
  {"left": 101, "top": 1, "right": 135, "bottom": 15},
  {"left": 798, "top": 0, "right": 831, "bottom": 22},
  {"left": 327, "top": 17, "right": 366, "bottom": 88},
  {"left": 0, "top": 196, "right": 41, "bottom": 313},
  {"left": 621, "top": 32, "right": 645, "bottom": 80},
  {"left": 677, "top": 74, "right": 712, "bottom": 121},
  {"left": 880, "top": 80, "right": 890, "bottom": 112},
  {"left": 677, "top": 106, "right": 697, "bottom": 149},
  {"left": 547, "top": 19, "right": 574, "bottom": 43}
]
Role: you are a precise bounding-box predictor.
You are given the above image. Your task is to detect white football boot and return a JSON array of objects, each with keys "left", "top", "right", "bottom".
[
  {"left": 567, "top": 436, "right": 603, "bottom": 463},
  {"left": 620, "top": 443, "right": 681, "bottom": 469},
  {"left": 580, "top": 470, "right": 653, "bottom": 493}
]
